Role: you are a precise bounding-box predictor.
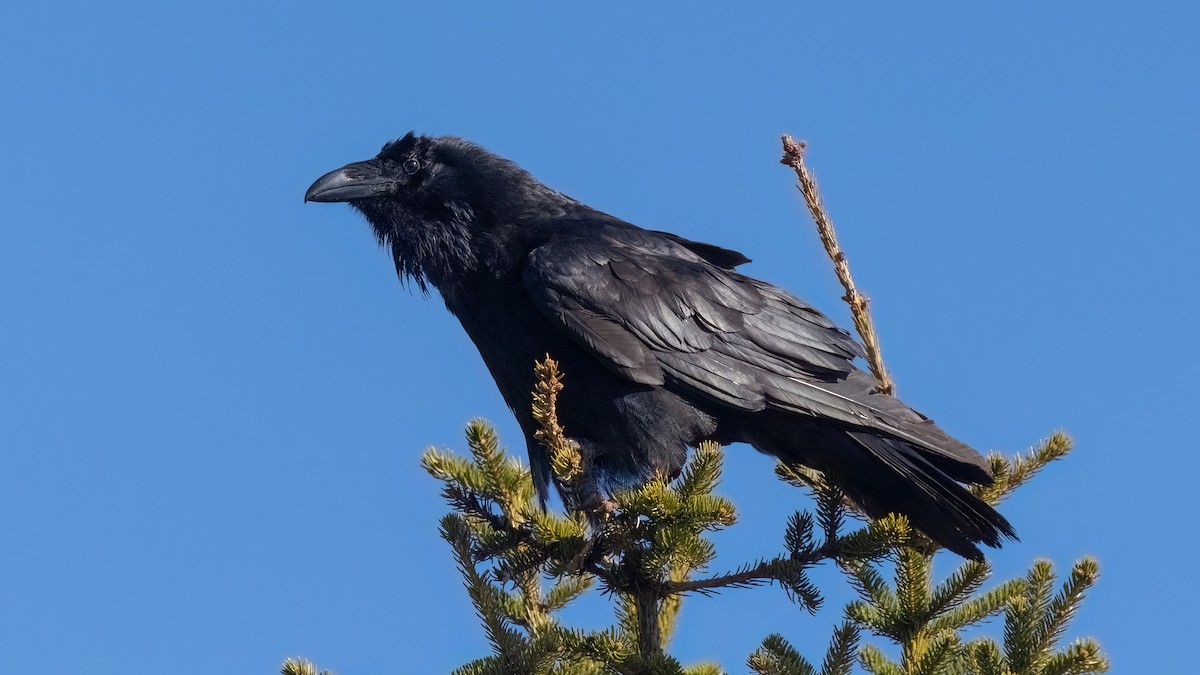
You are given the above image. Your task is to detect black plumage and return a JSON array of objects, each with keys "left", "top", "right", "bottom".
[{"left": 305, "top": 133, "right": 1016, "bottom": 559}]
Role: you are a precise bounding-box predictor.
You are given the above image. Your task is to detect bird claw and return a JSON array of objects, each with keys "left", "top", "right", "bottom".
[{"left": 566, "top": 499, "right": 617, "bottom": 575}]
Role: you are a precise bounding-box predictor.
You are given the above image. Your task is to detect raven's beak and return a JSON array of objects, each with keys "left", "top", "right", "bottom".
[{"left": 304, "top": 160, "right": 392, "bottom": 203}]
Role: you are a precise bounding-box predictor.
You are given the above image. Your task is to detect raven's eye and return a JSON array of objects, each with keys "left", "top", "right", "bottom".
[{"left": 403, "top": 158, "right": 420, "bottom": 174}]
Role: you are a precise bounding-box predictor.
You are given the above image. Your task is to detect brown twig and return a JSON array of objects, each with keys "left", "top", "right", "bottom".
[{"left": 780, "top": 135, "right": 895, "bottom": 396}]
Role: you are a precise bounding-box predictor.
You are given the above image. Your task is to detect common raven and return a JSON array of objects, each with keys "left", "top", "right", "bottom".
[{"left": 305, "top": 133, "right": 1015, "bottom": 559}]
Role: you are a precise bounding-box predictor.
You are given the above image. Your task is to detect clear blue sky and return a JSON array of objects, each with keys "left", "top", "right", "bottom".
[{"left": 2, "top": 2, "right": 1195, "bottom": 672}]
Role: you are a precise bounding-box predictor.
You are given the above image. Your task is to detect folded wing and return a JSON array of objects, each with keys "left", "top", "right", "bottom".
[{"left": 522, "top": 224, "right": 988, "bottom": 478}]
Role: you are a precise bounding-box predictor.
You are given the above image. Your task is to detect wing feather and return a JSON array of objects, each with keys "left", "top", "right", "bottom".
[{"left": 522, "top": 225, "right": 975, "bottom": 467}]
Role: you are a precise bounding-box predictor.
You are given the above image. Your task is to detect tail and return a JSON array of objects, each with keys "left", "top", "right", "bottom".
[
  {"left": 758, "top": 422, "right": 1017, "bottom": 560},
  {"left": 841, "top": 431, "right": 1016, "bottom": 560}
]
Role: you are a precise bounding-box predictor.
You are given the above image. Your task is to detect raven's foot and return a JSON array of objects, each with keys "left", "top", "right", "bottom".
[{"left": 568, "top": 498, "right": 617, "bottom": 574}]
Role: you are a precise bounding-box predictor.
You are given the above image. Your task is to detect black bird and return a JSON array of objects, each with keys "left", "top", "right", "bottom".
[{"left": 305, "top": 133, "right": 1016, "bottom": 559}]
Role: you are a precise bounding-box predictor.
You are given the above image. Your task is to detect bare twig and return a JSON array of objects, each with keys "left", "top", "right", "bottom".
[{"left": 780, "top": 135, "right": 895, "bottom": 396}]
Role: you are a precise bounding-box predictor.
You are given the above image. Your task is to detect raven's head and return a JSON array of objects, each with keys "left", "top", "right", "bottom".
[{"left": 306, "top": 132, "right": 569, "bottom": 291}]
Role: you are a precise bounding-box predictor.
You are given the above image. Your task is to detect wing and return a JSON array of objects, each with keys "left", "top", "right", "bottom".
[
  {"left": 523, "top": 226, "right": 873, "bottom": 414},
  {"left": 522, "top": 225, "right": 983, "bottom": 468}
]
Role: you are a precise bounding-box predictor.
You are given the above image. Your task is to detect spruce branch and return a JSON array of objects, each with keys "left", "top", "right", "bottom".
[
  {"left": 926, "top": 560, "right": 990, "bottom": 618},
  {"left": 819, "top": 622, "right": 862, "bottom": 675},
  {"left": 665, "top": 557, "right": 815, "bottom": 603},
  {"left": 748, "top": 633, "right": 817, "bottom": 675},
  {"left": 423, "top": 421, "right": 619, "bottom": 672},
  {"left": 1040, "top": 639, "right": 1109, "bottom": 675},
  {"left": 835, "top": 514, "right": 911, "bottom": 561},
  {"left": 905, "top": 630, "right": 960, "bottom": 675},
  {"left": 857, "top": 645, "right": 904, "bottom": 675},
  {"left": 280, "top": 658, "right": 332, "bottom": 675},
  {"left": 1038, "top": 558, "right": 1100, "bottom": 663},
  {"left": 928, "top": 577, "right": 1024, "bottom": 634},
  {"left": 533, "top": 361, "right": 753, "bottom": 665},
  {"left": 666, "top": 511, "right": 906, "bottom": 614},
  {"left": 422, "top": 448, "right": 491, "bottom": 494},
  {"left": 780, "top": 135, "right": 894, "bottom": 396},
  {"left": 896, "top": 547, "right": 934, "bottom": 619},
  {"left": 973, "top": 432, "right": 1073, "bottom": 507},
  {"left": 965, "top": 639, "right": 1006, "bottom": 675},
  {"left": 675, "top": 441, "right": 724, "bottom": 500},
  {"left": 682, "top": 664, "right": 726, "bottom": 675},
  {"left": 1005, "top": 561, "right": 1056, "bottom": 670},
  {"left": 441, "top": 513, "right": 528, "bottom": 666},
  {"left": 544, "top": 575, "right": 593, "bottom": 613},
  {"left": 843, "top": 541, "right": 1105, "bottom": 675},
  {"left": 998, "top": 558, "right": 1107, "bottom": 675}
]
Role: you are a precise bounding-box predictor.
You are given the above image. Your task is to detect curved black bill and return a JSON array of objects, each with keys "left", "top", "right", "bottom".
[{"left": 304, "top": 160, "right": 391, "bottom": 203}]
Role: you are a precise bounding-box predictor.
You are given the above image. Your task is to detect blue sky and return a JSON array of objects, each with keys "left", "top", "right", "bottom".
[{"left": 1, "top": 2, "right": 1195, "bottom": 672}]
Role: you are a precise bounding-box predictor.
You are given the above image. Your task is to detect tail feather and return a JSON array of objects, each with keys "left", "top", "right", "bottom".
[
  {"left": 843, "top": 431, "right": 1016, "bottom": 560},
  {"left": 754, "top": 420, "right": 1016, "bottom": 560}
]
